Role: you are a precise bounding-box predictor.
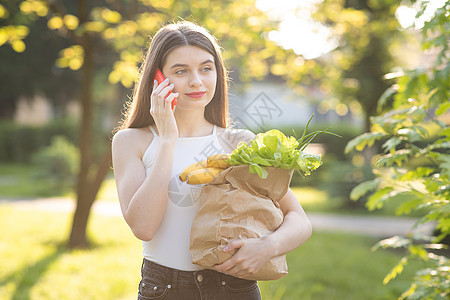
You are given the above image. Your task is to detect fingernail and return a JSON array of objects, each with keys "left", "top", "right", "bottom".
[
  {"left": 223, "top": 246, "right": 229, "bottom": 252},
  {"left": 164, "top": 78, "right": 169, "bottom": 82},
  {"left": 169, "top": 83, "right": 174, "bottom": 87},
  {"left": 154, "top": 79, "right": 158, "bottom": 85}
]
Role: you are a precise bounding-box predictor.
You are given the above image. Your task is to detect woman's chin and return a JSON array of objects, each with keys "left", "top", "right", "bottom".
[{"left": 176, "top": 98, "right": 212, "bottom": 109}]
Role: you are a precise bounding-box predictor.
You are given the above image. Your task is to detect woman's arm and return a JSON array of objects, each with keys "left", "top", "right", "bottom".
[
  {"left": 264, "top": 189, "right": 312, "bottom": 256},
  {"left": 113, "top": 76, "right": 178, "bottom": 241},
  {"left": 112, "top": 129, "right": 176, "bottom": 241},
  {"left": 213, "top": 185, "right": 312, "bottom": 278}
]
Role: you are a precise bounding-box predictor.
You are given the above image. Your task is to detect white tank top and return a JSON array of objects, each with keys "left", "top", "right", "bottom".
[{"left": 142, "top": 125, "right": 226, "bottom": 271}]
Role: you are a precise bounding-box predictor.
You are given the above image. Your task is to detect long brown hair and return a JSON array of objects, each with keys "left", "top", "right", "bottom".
[{"left": 119, "top": 21, "right": 229, "bottom": 130}]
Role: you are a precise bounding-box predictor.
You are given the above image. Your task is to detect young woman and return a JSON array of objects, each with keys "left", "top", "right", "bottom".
[{"left": 112, "top": 21, "right": 312, "bottom": 300}]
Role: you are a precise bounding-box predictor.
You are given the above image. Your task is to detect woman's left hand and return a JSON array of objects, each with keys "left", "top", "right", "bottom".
[{"left": 213, "top": 238, "right": 274, "bottom": 278}]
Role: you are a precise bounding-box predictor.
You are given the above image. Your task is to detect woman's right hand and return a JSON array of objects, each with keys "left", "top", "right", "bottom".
[{"left": 150, "top": 78, "right": 179, "bottom": 140}]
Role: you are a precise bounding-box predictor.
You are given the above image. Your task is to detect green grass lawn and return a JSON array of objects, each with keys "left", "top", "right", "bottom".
[
  {"left": 0, "top": 205, "right": 423, "bottom": 300},
  {"left": 0, "top": 162, "right": 401, "bottom": 217},
  {"left": 0, "top": 163, "right": 428, "bottom": 299},
  {"left": 259, "top": 233, "right": 422, "bottom": 300},
  {"left": 97, "top": 174, "right": 119, "bottom": 202},
  {"left": 0, "top": 163, "right": 117, "bottom": 201},
  {"left": 0, "top": 164, "right": 74, "bottom": 198}
]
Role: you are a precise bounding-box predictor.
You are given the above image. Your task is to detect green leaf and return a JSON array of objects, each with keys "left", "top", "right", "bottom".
[
  {"left": 439, "top": 127, "right": 450, "bottom": 138},
  {"left": 393, "top": 192, "right": 423, "bottom": 215},
  {"left": 240, "top": 150, "right": 251, "bottom": 162},
  {"left": 232, "top": 152, "right": 250, "bottom": 164},
  {"left": 383, "top": 257, "right": 408, "bottom": 285},
  {"left": 409, "top": 245, "right": 428, "bottom": 260},
  {"left": 249, "top": 163, "right": 268, "bottom": 179},
  {"left": 350, "top": 179, "right": 380, "bottom": 201},
  {"left": 411, "top": 125, "right": 429, "bottom": 138},
  {"left": 273, "top": 150, "right": 281, "bottom": 161},
  {"left": 398, "top": 167, "right": 433, "bottom": 181},
  {"left": 435, "top": 153, "right": 450, "bottom": 178},
  {"left": 298, "top": 114, "right": 314, "bottom": 146},
  {"left": 366, "top": 187, "right": 393, "bottom": 210},
  {"left": 428, "top": 141, "right": 450, "bottom": 151},
  {"left": 345, "top": 132, "right": 385, "bottom": 153},
  {"left": 417, "top": 200, "right": 449, "bottom": 211},
  {"left": 397, "top": 128, "right": 422, "bottom": 142},
  {"left": 372, "top": 236, "right": 410, "bottom": 251},
  {"left": 378, "top": 85, "right": 398, "bottom": 112},
  {"left": 250, "top": 156, "right": 272, "bottom": 166},
  {"left": 376, "top": 150, "right": 412, "bottom": 167},
  {"left": 371, "top": 190, "right": 423, "bottom": 215},
  {"left": 399, "top": 284, "right": 416, "bottom": 300},
  {"left": 296, "top": 152, "right": 322, "bottom": 174},
  {"left": 409, "top": 106, "right": 427, "bottom": 121},
  {"left": 382, "top": 137, "right": 401, "bottom": 152},
  {"left": 262, "top": 134, "right": 279, "bottom": 153}
]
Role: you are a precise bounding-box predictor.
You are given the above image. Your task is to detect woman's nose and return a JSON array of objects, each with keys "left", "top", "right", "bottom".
[{"left": 189, "top": 71, "right": 202, "bottom": 87}]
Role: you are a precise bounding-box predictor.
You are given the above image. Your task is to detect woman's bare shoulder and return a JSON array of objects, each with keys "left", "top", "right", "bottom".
[
  {"left": 112, "top": 127, "right": 154, "bottom": 157},
  {"left": 113, "top": 127, "right": 152, "bottom": 143},
  {"left": 216, "top": 127, "right": 256, "bottom": 152}
]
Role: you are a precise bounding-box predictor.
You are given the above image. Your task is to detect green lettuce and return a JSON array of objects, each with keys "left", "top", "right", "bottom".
[{"left": 228, "top": 115, "right": 338, "bottom": 179}]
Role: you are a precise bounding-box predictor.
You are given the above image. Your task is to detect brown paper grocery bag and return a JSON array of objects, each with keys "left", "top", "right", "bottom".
[{"left": 189, "top": 165, "right": 293, "bottom": 281}]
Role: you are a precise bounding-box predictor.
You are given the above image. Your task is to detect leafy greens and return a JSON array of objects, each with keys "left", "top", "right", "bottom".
[{"left": 228, "top": 115, "right": 339, "bottom": 179}]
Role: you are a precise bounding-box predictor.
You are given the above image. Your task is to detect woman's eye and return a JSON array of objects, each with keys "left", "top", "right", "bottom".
[
  {"left": 202, "top": 66, "right": 213, "bottom": 72},
  {"left": 175, "top": 69, "right": 187, "bottom": 75}
]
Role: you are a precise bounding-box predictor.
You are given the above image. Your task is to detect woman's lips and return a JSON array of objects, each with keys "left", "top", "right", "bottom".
[{"left": 185, "top": 91, "right": 206, "bottom": 98}]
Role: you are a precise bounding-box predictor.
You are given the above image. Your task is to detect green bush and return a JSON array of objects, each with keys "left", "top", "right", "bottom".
[
  {"left": 0, "top": 119, "right": 78, "bottom": 163},
  {"left": 32, "top": 136, "right": 79, "bottom": 190},
  {"left": 318, "top": 157, "right": 373, "bottom": 209},
  {"left": 290, "top": 154, "right": 374, "bottom": 210}
]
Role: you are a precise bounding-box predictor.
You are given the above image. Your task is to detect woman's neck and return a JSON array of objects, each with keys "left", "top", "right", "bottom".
[{"left": 174, "top": 108, "right": 213, "bottom": 137}]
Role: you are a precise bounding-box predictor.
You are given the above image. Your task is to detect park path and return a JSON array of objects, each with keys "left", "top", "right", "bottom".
[{"left": 0, "top": 197, "right": 435, "bottom": 238}]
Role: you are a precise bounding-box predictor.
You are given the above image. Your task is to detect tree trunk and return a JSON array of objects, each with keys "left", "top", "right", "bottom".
[
  {"left": 69, "top": 186, "right": 96, "bottom": 248},
  {"left": 67, "top": 40, "right": 113, "bottom": 247},
  {"left": 68, "top": 147, "right": 112, "bottom": 248},
  {"left": 68, "top": 20, "right": 95, "bottom": 247},
  {"left": 68, "top": 0, "right": 103, "bottom": 248}
]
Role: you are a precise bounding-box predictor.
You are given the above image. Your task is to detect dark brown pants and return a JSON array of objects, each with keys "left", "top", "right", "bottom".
[{"left": 138, "top": 259, "right": 262, "bottom": 300}]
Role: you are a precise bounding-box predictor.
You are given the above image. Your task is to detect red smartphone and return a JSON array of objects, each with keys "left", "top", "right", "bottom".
[{"left": 154, "top": 68, "right": 177, "bottom": 110}]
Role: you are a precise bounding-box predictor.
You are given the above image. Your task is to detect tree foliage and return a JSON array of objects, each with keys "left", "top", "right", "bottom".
[
  {"left": 2, "top": 0, "right": 408, "bottom": 128},
  {"left": 1, "top": 0, "right": 283, "bottom": 87},
  {"left": 346, "top": 1, "right": 449, "bottom": 298},
  {"left": 270, "top": 0, "right": 406, "bottom": 130},
  {"left": 0, "top": 0, "right": 79, "bottom": 118}
]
